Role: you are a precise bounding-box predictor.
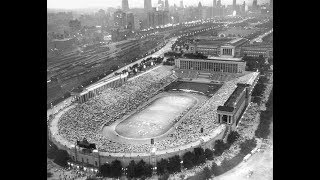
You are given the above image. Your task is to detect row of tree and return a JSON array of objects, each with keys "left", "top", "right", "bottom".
[
  {"left": 251, "top": 75, "right": 269, "bottom": 104},
  {"left": 255, "top": 87, "right": 273, "bottom": 138},
  {"left": 213, "top": 131, "right": 240, "bottom": 156},
  {"left": 243, "top": 55, "right": 270, "bottom": 74},
  {"left": 47, "top": 138, "right": 70, "bottom": 167}
]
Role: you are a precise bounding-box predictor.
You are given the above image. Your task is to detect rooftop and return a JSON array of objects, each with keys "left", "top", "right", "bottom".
[
  {"left": 241, "top": 44, "right": 273, "bottom": 49},
  {"left": 224, "top": 85, "right": 246, "bottom": 108},
  {"left": 207, "top": 56, "right": 243, "bottom": 62},
  {"left": 217, "top": 106, "right": 234, "bottom": 112}
]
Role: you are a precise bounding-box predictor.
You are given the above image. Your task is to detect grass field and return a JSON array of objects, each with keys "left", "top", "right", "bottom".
[{"left": 115, "top": 94, "right": 196, "bottom": 139}]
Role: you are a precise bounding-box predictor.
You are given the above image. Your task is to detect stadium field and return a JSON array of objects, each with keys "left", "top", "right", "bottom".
[{"left": 115, "top": 94, "right": 196, "bottom": 139}]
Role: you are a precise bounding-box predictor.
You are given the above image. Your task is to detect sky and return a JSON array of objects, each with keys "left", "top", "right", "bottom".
[{"left": 47, "top": 0, "right": 270, "bottom": 9}]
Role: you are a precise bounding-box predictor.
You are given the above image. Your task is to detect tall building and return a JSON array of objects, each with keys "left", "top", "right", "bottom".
[
  {"left": 233, "top": 0, "right": 237, "bottom": 11},
  {"left": 158, "top": 0, "right": 164, "bottom": 11},
  {"left": 253, "top": 0, "right": 258, "bottom": 8},
  {"left": 180, "top": 0, "right": 184, "bottom": 9},
  {"left": 113, "top": 9, "right": 127, "bottom": 28},
  {"left": 242, "top": 1, "right": 246, "bottom": 13},
  {"left": 270, "top": 0, "right": 273, "bottom": 9},
  {"left": 198, "top": 2, "right": 203, "bottom": 20},
  {"left": 144, "top": 0, "right": 152, "bottom": 12},
  {"left": 165, "top": 0, "right": 169, "bottom": 11},
  {"left": 122, "top": 0, "right": 129, "bottom": 11},
  {"left": 212, "top": 0, "right": 217, "bottom": 17},
  {"left": 147, "top": 9, "right": 169, "bottom": 27},
  {"left": 217, "top": 0, "right": 221, "bottom": 7},
  {"left": 126, "top": 12, "right": 134, "bottom": 29}
]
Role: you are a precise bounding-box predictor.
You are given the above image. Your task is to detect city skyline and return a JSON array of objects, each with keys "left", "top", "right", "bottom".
[{"left": 48, "top": 0, "right": 270, "bottom": 10}]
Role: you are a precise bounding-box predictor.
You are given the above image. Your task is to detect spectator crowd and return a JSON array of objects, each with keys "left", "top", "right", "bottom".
[{"left": 54, "top": 66, "right": 257, "bottom": 154}]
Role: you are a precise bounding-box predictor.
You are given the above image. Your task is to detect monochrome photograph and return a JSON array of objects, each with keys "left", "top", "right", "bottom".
[{"left": 47, "top": 0, "right": 273, "bottom": 179}]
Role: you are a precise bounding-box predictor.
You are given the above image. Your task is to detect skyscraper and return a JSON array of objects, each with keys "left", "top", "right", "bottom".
[
  {"left": 243, "top": 1, "right": 246, "bottom": 12},
  {"left": 122, "top": 0, "right": 129, "bottom": 11},
  {"left": 233, "top": 0, "right": 237, "bottom": 11},
  {"left": 270, "top": 0, "right": 273, "bottom": 9},
  {"left": 217, "top": 0, "right": 221, "bottom": 7},
  {"left": 126, "top": 12, "right": 134, "bottom": 30},
  {"left": 158, "top": 0, "right": 164, "bottom": 11},
  {"left": 144, "top": 0, "right": 152, "bottom": 12},
  {"left": 212, "top": 0, "right": 217, "bottom": 17},
  {"left": 113, "top": 9, "right": 127, "bottom": 28},
  {"left": 253, "top": 0, "right": 258, "bottom": 7},
  {"left": 165, "top": 0, "right": 169, "bottom": 11},
  {"left": 180, "top": 0, "right": 184, "bottom": 9}
]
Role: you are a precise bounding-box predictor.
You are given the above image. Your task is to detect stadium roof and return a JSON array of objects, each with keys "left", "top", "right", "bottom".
[
  {"left": 224, "top": 85, "right": 246, "bottom": 108},
  {"left": 217, "top": 106, "right": 234, "bottom": 112},
  {"left": 207, "top": 56, "right": 243, "bottom": 62}
]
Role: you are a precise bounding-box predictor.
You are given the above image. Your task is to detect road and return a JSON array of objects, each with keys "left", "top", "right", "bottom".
[{"left": 250, "top": 28, "right": 273, "bottom": 44}]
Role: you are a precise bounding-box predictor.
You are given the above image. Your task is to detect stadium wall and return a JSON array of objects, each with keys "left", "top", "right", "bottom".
[{"left": 56, "top": 125, "right": 227, "bottom": 167}]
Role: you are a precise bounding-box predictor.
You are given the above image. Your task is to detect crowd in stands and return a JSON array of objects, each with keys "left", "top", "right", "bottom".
[
  {"left": 174, "top": 70, "right": 199, "bottom": 79},
  {"left": 58, "top": 66, "right": 176, "bottom": 152},
  {"left": 55, "top": 66, "right": 257, "bottom": 154},
  {"left": 174, "top": 70, "right": 242, "bottom": 83},
  {"left": 209, "top": 73, "right": 240, "bottom": 82}
]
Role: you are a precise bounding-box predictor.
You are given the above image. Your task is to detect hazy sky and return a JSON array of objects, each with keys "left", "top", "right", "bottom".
[{"left": 48, "top": 0, "right": 270, "bottom": 9}]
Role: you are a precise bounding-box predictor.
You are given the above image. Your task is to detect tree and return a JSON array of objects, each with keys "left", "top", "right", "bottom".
[
  {"left": 183, "top": 151, "right": 195, "bottom": 169},
  {"left": 53, "top": 149, "right": 70, "bottom": 167},
  {"left": 202, "top": 167, "right": 212, "bottom": 180},
  {"left": 194, "top": 147, "right": 206, "bottom": 165},
  {"left": 110, "top": 160, "right": 122, "bottom": 178},
  {"left": 157, "top": 158, "right": 168, "bottom": 175},
  {"left": 135, "top": 160, "right": 146, "bottom": 178},
  {"left": 211, "top": 162, "right": 222, "bottom": 176},
  {"left": 168, "top": 155, "right": 181, "bottom": 173},
  {"left": 47, "top": 141, "right": 58, "bottom": 159},
  {"left": 239, "top": 139, "right": 257, "bottom": 155},
  {"left": 47, "top": 172, "right": 53, "bottom": 178},
  {"left": 126, "top": 160, "right": 136, "bottom": 178},
  {"left": 213, "top": 140, "right": 227, "bottom": 156},
  {"left": 227, "top": 131, "right": 240, "bottom": 145},
  {"left": 144, "top": 164, "right": 153, "bottom": 177},
  {"left": 204, "top": 148, "right": 214, "bottom": 160},
  {"left": 99, "top": 163, "right": 111, "bottom": 177},
  {"left": 159, "top": 173, "right": 170, "bottom": 180},
  {"left": 251, "top": 83, "right": 266, "bottom": 97}
]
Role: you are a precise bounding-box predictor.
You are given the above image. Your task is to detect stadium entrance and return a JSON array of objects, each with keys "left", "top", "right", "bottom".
[{"left": 221, "top": 115, "right": 229, "bottom": 124}]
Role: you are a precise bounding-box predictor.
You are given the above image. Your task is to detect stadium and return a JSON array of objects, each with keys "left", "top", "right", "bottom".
[{"left": 48, "top": 45, "right": 259, "bottom": 168}]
